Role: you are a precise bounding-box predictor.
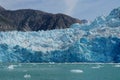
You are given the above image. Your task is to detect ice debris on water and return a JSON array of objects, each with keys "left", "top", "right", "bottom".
[
  {"left": 24, "top": 74, "right": 31, "bottom": 79},
  {"left": 114, "top": 64, "right": 120, "bottom": 67},
  {"left": 70, "top": 69, "right": 83, "bottom": 73},
  {"left": 91, "top": 65, "right": 103, "bottom": 69},
  {"left": 7, "top": 65, "right": 17, "bottom": 70}
]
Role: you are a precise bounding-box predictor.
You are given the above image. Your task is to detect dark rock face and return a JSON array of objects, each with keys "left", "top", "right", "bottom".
[
  {"left": 0, "top": 6, "right": 15, "bottom": 31},
  {"left": 0, "top": 6, "right": 81, "bottom": 31},
  {"left": 0, "top": 6, "right": 5, "bottom": 11}
]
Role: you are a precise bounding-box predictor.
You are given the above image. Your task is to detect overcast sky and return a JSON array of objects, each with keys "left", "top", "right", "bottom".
[{"left": 0, "top": 0, "right": 120, "bottom": 21}]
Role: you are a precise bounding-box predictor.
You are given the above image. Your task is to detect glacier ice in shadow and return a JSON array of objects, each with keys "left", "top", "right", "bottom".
[{"left": 0, "top": 7, "right": 120, "bottom": 62}]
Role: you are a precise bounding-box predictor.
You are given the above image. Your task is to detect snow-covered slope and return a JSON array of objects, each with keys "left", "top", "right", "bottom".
[{"left": 0, "top": 7, "right": 120, "bottom": 62}]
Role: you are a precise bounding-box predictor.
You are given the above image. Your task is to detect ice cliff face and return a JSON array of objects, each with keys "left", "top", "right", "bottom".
[{"left": 0, "top": 7, "right": 120, "bottom": 63}]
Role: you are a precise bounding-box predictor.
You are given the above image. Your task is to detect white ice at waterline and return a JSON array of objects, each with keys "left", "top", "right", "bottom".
[
  {"left": 7, "top": 65, "right": 17, "bottom": 70},
  {"left": 91, "top": 65, "right": 103, "bottom": 69},
  {"left": 70, "top": 69, "right": 83, "bottom": 73},
  {"left": 114, "top": 64, "right": 120, "bottom": 67},
  {"left": 24, "top": 74, "right": 31, "bottom": 79}
]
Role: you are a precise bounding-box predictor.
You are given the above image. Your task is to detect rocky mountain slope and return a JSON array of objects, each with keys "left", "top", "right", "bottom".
[{"left": 0, "top": 6, "right": 81, "bottom": 31}]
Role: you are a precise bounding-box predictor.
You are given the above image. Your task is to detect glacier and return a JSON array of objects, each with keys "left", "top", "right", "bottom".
[{"left": 0, "top": 7, "right": 120, "bottom": 63}]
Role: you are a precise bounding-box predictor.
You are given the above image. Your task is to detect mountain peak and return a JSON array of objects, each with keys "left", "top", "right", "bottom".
[
  {"left": 0, "top": 7, "right": 81, "bottom": 31},
  {"left": 0, "top": 5, "right": 5, "bottom": 11},
  {"left": 109, "top": 7, "right": 120, "bottom": 19}
]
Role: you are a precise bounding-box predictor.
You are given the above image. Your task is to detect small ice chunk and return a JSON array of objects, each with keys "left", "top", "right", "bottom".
[
  {"left": 7, "top": 65, "right": 17, "bottom": 70},
  {"left": 70, "top": 69, "right": 83, "bottom": 73},
  {"left": 32, "top": 63, "right": 37, "bottom": 66},
  {"left": 91, "top": 65, "right": 103, "bottom": 69},
  {"left": 114, "top": 64, "right": 120, "bottom": 67},
  {"left": 49, "top": 62, "right": 55, "bottom": 64},
  {"left": 24, "top": 74, "right": 31, "bottom": 79}
]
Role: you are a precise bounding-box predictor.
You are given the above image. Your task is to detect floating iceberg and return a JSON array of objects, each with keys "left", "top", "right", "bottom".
[
  {"left": 24, "top": 74, "right": 31, "bottom": 79},
  {"left": 70, "top": 69, "right": 83, "bottom": 73},
  {"left": 7, "top": 65, "right": 17, "bottom": 70}
]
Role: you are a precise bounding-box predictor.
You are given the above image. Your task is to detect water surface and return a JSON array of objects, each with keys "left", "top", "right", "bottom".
[{"left": 0, "top": 63, "right": 120, "bottom": 80}]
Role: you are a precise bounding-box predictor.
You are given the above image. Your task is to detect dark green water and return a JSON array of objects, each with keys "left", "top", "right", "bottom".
[{"left": 0, "top": 63, "right": 120, "bottom": 80}]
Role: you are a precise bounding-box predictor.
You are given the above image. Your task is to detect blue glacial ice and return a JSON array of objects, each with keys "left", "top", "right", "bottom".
[{"left": 0, "top": 7, "right": 120, "bottom": 62}]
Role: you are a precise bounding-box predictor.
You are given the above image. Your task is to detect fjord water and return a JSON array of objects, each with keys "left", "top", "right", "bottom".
[{"left": 0, "top": 63, "right": 120, "bottom": 80}]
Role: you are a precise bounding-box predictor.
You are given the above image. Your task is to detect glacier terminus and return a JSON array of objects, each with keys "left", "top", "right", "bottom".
[{"left": 0, "top": 7, "right": 120, "bottom": 63}]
